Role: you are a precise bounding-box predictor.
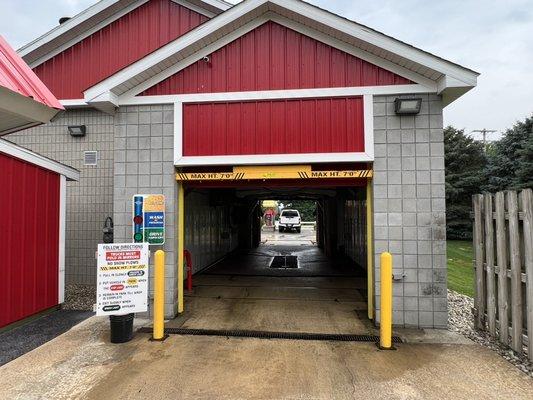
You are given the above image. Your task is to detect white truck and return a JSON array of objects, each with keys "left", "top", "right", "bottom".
[{"left": 278, "top": 209, "right": 301, "bottom": 233}]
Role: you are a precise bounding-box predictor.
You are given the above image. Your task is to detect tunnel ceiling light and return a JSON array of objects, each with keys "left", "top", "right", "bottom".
[
  {"left": 68, "top": 125, "right": 87, "bottom": 137},
  {"left": 394, "top": 98, "right": 422, "bottom": 115}
]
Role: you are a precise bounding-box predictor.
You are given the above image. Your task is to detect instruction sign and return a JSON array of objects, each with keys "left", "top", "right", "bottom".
[
  {"left": 132, "top": 194, "right": 165, "bottom": 245},
  {"left": 96, "top": 243, "right": 149, "bottom": 316}
]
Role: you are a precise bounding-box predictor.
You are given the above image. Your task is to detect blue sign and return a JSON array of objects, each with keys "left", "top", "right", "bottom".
[{"left": 144, "top": 212, "right": 164, "bottom": 228}]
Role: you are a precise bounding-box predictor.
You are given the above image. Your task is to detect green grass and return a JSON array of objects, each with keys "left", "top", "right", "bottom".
[{"left": 447, "top": 240, "right": 475, "bottom": 297}]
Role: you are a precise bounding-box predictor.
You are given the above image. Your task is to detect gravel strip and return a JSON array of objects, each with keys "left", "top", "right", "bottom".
[
  {"left": 63, "top": 284, "right": 96, "bottom": 311},
  {"left": 448, "top": 289, "right": 533, "bottom": 377}
]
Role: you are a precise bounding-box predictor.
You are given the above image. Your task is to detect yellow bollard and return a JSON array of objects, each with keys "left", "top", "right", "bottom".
[
  {"left": 152, "top": 250, "right": 167, "bottom": 341},
  {"left": 379, "top": 252, "right": 394, "bottom": 350},
  {"left": 366, "top": 180, "right": 374, "bottom": 320},
  {"left": 177, "top": 182, "right": 185, "bottom": 314}
]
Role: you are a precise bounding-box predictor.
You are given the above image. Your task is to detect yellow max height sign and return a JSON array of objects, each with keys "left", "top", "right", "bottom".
[{"left": 176, "top": 169, "right": 373, "bottom": 181}]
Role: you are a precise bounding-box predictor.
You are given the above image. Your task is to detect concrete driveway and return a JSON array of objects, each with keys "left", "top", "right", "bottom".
[
  {"left": 1, "top": 316, "right": 532, "bottom": 400},
  {"left": 2, "top": 228, "right": 531, "bottom": 399}
]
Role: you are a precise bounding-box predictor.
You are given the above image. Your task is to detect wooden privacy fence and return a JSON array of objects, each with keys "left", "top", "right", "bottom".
[{"left": 473, "top": 188, "right": 533, "bottom": 361}]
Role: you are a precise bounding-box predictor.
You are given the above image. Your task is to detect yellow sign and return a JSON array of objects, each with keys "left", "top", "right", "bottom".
[
  {"left": 176, "top": 168, "right": 372, "bottom": 181},
  {"left": 233, "top": 164, "right": 311, "bottom": 180},
  {"left": 143, "top": 194, "right": 165, "bottom": 212}
]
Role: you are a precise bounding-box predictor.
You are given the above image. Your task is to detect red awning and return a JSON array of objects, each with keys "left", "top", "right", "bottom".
[{"left": 0, "top": 35, "right": 63, "bottom": 135}]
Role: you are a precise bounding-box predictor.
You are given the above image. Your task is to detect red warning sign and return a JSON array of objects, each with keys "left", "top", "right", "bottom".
[{"left": 105, "top": 251, "right": 141, "bottom": 261}]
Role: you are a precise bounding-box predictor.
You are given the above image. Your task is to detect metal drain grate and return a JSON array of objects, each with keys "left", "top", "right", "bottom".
[
  {"left": 270, "top": 255, "right": 298, "bottom": 268},
  {"left": 139, "top": 327, "right": 402, "bottom": 343}
]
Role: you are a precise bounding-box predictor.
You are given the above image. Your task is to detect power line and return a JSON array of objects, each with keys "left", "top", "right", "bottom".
[{"left": 471, "top": 129, "right": 498, "bottom": 149}]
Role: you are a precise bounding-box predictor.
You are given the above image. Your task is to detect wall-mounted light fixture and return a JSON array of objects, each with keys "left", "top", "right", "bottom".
[
  {"left": 68, "top": 125, "right": 86, "bottom": 137},
  {"left": 394, "top": 98, "right": 422, "bottom": 115}
]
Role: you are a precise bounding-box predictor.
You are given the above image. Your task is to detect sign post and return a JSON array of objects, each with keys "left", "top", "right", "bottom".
[{"left": 96, "top": 243, "right": 149, "bottom": 316}]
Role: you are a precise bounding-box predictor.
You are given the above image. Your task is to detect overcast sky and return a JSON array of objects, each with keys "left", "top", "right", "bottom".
[{"left": 2, "top": 0, "right": 531, "bottom": 140}]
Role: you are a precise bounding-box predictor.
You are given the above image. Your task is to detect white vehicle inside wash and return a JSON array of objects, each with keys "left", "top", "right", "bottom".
[{"left": 278, "top": 209, "right": 301, "bottom": 233}]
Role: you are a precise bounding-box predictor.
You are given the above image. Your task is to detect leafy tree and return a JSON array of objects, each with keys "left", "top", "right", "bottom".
[
  {"left": 284, "top": 200, "right": 317, "bottom": 222},
  {"left": 484, "top": 115, "right": 533, "bottom": 192},
  {"left": 444, "top": 127, "right": 487, "bottom": 239}
]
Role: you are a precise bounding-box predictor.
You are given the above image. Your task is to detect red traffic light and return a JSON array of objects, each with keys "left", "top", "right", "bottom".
[{"left": 133, "top": 215, "right": 143, "bottom": 225}]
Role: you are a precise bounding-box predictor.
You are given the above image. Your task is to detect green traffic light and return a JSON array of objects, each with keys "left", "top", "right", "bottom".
[{"left": 134, "top": 233, "right": 143, "bottom": 242}]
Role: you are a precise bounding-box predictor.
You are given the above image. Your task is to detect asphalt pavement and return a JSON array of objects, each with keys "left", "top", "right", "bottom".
[{"left": 0, "top": 310, "right": 93, "bottom": 366}]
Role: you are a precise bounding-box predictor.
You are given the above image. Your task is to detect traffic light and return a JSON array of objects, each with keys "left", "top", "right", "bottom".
[{"left": 133, "top": 196, "right": 144, "bottom": 243}]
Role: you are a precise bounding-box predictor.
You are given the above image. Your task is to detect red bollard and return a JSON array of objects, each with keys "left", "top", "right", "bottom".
[{"left": 184, "top": 250, "right": 193, "bottom": 293}]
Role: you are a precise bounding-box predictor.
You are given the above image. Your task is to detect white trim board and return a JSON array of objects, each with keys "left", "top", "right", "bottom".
[
  {"left": 58, "top": 175, "right": 67, "bottom": 304},
  {"left": 0, "top": 87, "right": 61, "bottom": 127},
  {"left": 175, "top": 152, "right": 374, "bottom": 166},
  {"left": 60, "top": 99, "right": 91, "bottom": 108},
  {"left": 197, "top": 0, "right": 232, "bottom": 11},
  {"left": 171, "top": 0, "right": 216, "bottom": 18},
  {"left": 363, "top": 94, "right": 374, "bottom": 160},
  {"left": 165, "top": 88, "right": 376, "bottom": 166},
  {"left": 83, "top": 0, "right": 477, "bottom": 105},
  {"left": 0, "top": 138, "right": 80, "bottom": 180},
  {"left": 120, "top": 84, "right": 431, "bottom": 105}
]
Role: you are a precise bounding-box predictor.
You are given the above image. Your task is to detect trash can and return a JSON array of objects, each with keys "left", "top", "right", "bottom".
[{"left": 109, "top": 313, "right": 134, "bottom": 343}]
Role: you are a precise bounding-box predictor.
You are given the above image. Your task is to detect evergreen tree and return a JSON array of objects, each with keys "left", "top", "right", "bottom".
[
  {"left": 444, "top": 127, "right": 487, "bottom": 239},
  {"left": 484, "top": 115, "right": 533, "bottom": 192}
]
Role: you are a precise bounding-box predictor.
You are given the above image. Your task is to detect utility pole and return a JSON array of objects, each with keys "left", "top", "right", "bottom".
[{"left": 471, "top": 129, "right": 498, "bottom": 150}]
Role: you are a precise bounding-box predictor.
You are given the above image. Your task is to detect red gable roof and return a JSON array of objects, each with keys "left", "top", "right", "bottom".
[{"left": 0, "top": 35, "right": 63, "bottom": 110}]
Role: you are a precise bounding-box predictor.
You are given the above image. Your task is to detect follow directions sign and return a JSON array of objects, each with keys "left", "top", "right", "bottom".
[{"left": 96, "top": 243, "right": 149, "bottom": 316}]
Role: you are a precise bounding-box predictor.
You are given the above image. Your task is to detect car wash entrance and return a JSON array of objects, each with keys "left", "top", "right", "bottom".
[{"left": 172, "top": 164, "right": 374, "bottom": 335}]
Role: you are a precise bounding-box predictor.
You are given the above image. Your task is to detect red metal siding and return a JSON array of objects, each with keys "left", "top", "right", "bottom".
[
  {"left": 0, "top": 152, "right": 60, "bottom": 328},
  {"left": 183, "top": 96, "right": 365, "bottom": 156},
  {"left": 34, "top": 0, "right": 208, "bottom": 99},
  {"left": 143, "top": 21, "right": 411, "bottom": 95}
]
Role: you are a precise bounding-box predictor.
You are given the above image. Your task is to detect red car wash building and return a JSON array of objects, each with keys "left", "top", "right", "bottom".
[
  {"left": 0, "top": 36, "right": 79, "bottom": 329},
  {"left": 9, "top": 0, "right": 478, "bottom": 328}
]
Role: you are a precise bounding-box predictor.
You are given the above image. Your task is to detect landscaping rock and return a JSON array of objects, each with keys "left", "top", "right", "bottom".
[
  {"left": 448, "top": 289, "right": 533, "bottom": 378},
  {"left": 63, "top": 284, "right": 96, "bottom": 311}
]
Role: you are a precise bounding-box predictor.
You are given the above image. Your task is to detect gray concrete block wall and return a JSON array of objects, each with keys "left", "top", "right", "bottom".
[
  {"left": 373, "top": 94, "right": 447, "bottom": 328},
  {"left": 112, "top": 105, "right": 178, "bottom": 317},
  {"left": 7, "top": 110, "right": 114, "bottom": 285}
]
